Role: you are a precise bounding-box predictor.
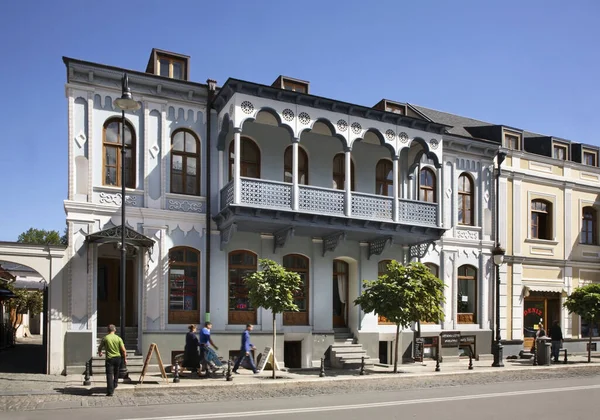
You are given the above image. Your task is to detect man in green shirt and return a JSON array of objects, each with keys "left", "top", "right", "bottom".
[{"left": 97, "top": 324, "right": 127, "bottom": 396}]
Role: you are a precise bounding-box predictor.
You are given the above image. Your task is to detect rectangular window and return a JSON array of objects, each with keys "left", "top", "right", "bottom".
[
  {"left": 505, "top": 134, "right": 519, "bottom": 150},
  {"left": 581, "top": 319, "right": 600, "bottom": 337},
  {"left": 168, "top": 248, "right": 199, "bottom": 324},
  {"left": 584, "top": 151, "right": 596, "bottom": 166},
  {"left": 553, "top": 144, "right": 568, "bottom": 160},
  {"left": 157, "top": 56, "right": 186, "bottom": 80},
  {"left": 283, "top": 81, "right": 307, "bottom": 93},
  {"left": 385, "top": 104, "right": 405, "bottom": 114}
]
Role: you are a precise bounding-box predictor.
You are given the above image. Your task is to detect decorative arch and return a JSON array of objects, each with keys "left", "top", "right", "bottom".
[
  {"left": 171, "top": 128, "right": 200, "bottom": 196},
  {"left": 239, "top": 107, "right": 295, "bottom": 140},
  {"left": 168, "top": 246, "right": 200, "bottom": 324},
  {"left": 299, "top": 117, "right": 349, "bottom": 150},
  {"left": 228, "top": 250, "right": 257, "bottom": 324},
  {"left": 102, "top": 117, "right": 136, "bottom": 188},
  {"left": 282, "top": 254, "right": 310, "bottom": 325},
  {"left": 351, "top": 128, "right": 396, "bottom": 158},
  {"left": 228, "top": 136, "right": 261, "bottom": 180},
  {"left": 458, "top": 172, "right": 474, "bottom": 226},
  {"left": 405, "top": 137, "right": 441, "bottom": 169},
  {"left": 419, "top": 167, "right": 436, "bottom": 203}
]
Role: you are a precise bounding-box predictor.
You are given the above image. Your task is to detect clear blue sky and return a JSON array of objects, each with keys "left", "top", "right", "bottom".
[{"left": 0, "top": 0, "right": 598, "bottom": 241}]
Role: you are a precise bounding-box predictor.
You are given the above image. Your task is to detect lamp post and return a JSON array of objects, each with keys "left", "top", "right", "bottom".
[
  {"left": 492, "top": 151, "right": 507, "bottom": 368},
  {"left": 113, "top": 73, "right": 140, "bottom": 379}
]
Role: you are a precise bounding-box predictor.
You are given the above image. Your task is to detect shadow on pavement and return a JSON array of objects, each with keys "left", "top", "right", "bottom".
[
  {"left": 54, "top": 387, "right": 107, "bottom": 396},
  {"left": 0, "top": 337, "right": 45, "bottom": 374}
]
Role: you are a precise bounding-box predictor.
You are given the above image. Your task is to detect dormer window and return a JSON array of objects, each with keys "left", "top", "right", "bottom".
[
  {"left": 272, "top": 76, "right": 309, "bottom": 94},
  {"left": 385, "top": 103, "right": 405, "bottom": 114},
  {"left": 158, "top": 56, "right": 186, "bottom": 80},
  {"left": 553, "top": 143, "right": 568, "bottom": 160},
  {"left": 583, "top": 150, "right": 597, "bottom": 166},
  {"left": 505, "top": 134, "right": 519, "bottom": 150}
]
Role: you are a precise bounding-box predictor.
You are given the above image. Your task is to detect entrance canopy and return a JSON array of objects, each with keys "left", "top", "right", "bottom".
[
  {"left": 85, "top": 226, "right": 154, "bottom": 248},
  {"left": 523, "top": 284, "right": 566, "bottom": 295}
]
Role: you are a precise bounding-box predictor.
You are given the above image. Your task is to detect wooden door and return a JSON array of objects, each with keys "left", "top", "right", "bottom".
[
  {"left": 523, "top": 294, "right": 561, "bottom": 350},
  {"left": 332, "top": 260, "right": 348, "bottom": 328},
  {"left": 97, "top": 258, "right": 135, "bottom": 327}
]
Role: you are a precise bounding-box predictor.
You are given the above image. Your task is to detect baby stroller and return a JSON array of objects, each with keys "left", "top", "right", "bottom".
[{"left": 204, "top": 347, "right": 226, "bottom": 376}]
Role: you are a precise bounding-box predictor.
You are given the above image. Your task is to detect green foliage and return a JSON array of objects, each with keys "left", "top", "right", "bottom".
[
  {"left": 245, "top": 259, "right": 303, "bottom": 314},
  {"left": 355, "top": 260, "right": 446, "bottom": 328},
  {"left": 5, "top": 283, "right": 43, "bottom": 330},
  {"left": 564, "top": 283, "right": 600, "bottom": 326},
  {"left": 17, "top": 228, "right": 62, "bottom": 245}
]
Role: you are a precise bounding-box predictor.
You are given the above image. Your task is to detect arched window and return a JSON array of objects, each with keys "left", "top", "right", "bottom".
[
  {"left": 376, "top": 159, "right": 394, "bottom": 196},
  {"left": 531, "top": 199, "right": 552, "bottom": 240},
  {"left": 171, "top": 129, "right": 200, "bottom": 195},
  {"left": 424, "top": 263, "right": 439, "bottom": 278},
  {"left": 284, "top": 145, "right": 308, "bottom": 184},
  {"left": 103, "top": 118, "right": 135, "bottom": 188},
  {"left": 228, "top": 250, "right": 257, "bottom": 324},
  {"left": 332, "top": 153, "right": 355, "bottom": 191},
  {"left": 283, "top": 254, "right": 309, "bottom": 325},
  {"left": 168, "top": 247, "right": 200, "bottom": 324},
  {"left": 458, "top": 173, "right": 474, "bottom": 225},
  {"left": 378, "top": 259, "right": 393, "bottom": 325},
  {"left": 229, "top": 137, "right": 260, "bottom": 181},
  {"left": 457, "top": 265, "right": 477, "bottom": 324},
  {"left": 581, "top": 206, "right": 597, "bottom": 245},
  {"left": 419, "top": 168, "right": 436, "bottom": 203}
]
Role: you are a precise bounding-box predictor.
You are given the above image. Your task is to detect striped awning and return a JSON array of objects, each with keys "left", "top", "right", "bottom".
[{"left": 523, "top": 284, "right": 565, "bottom": 294}]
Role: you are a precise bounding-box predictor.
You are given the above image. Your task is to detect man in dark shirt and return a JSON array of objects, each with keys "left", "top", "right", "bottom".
[
  {"left": 233, "top": 324, "right": 258, "bottom": 374},
  {"left": 550, "top": 320, "right": 563, "bottom": 362}
]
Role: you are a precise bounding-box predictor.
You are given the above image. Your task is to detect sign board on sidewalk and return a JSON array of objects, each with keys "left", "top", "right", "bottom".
[
  {"left": 440, "top": 331, "right": 461, "bottom": 348},
  {"left": 139, "top": 343, "right": 168, "bottom": 384},
  {"left": 256, "top": 346, "right": 282, "bottom": 372},
  {"left": 414, "top": 337, "right": 424, "bottom": 362}
]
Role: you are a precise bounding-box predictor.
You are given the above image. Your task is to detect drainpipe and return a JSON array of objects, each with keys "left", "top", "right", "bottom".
[{"left": 205, "top": 79, "right": 217, "bottom": 320}]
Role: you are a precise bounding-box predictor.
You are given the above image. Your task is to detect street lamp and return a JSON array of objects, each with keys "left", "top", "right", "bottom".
[
  {"left": 492, "top": 151, "right": 507, "bottom": 368},
  {"left": 113, "top": 73, "right": 140, "bottom": 380}
]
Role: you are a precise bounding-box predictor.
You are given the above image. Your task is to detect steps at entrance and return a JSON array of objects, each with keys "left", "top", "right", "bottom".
[
  {"left": 330, "top": 329, "right": 375, "bottom": 369},
  {"left": 96, "top": 327, "right": 138, "bottom": 354}
]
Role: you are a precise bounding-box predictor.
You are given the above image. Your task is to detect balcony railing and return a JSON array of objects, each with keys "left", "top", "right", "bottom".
[{"left": 220, "top": 177, "right": 438, "bottom": 227}]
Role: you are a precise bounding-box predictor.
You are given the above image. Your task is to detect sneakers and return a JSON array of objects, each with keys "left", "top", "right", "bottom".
[{"left": 232, "top": 370, "right": 239, "bottom": 374}]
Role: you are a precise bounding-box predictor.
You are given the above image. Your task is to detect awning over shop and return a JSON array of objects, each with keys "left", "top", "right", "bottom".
[
  {"left": 523, "top": 284, "right": 566, "bottom": 295},
  {"left": 85, "top": 225, "right": 154, "bottom": 249}
]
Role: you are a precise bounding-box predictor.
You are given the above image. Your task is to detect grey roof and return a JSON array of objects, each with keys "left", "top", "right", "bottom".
[{"left": 409, "top": 104, "right": 495, "bottom": 138}]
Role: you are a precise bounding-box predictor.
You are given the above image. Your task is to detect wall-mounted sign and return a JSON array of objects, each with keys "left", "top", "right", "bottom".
[{"left": 440, "top": 331, "right": 461, "bottom": 348}]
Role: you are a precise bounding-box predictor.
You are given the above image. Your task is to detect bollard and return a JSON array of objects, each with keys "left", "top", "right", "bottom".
[
  {"left": 564, "top": 350, "right": 568, "bottom": 364},
  {"left": 468, "top": 353, "right": 473, "bottom": 370},
  {"left": 319, "top": 358, "right": 325, "bottom": 378},
  {"left": 83, "top": 359, "right": 91, "bottom": 386},
  {"left": 173, "top": 361, "right": 180, "bottom": 383},
  {"left": 226, "top": 360, "right": 233, "bottom": 382},
  {"left": 359, "top": 356, "right": 365, "bottom": 375},
  {"left": 533, "top": 346, "right": 538, "bottom": 366},
  {"left": 435, "top": 354, "right": 440, "bottom": 372}
]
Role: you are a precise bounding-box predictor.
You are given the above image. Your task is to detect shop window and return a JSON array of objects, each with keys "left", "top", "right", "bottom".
[
  {"left": 283, "top": 254, "right": 309, "bottom": 325},
  {"left": 531, "top": 199, "right": 552, "bottom": 240},
  {"left": 228, "top": 250, "right": 257, "bottom": 324},
  {"left": 332, "top": 153, "right": 355, "bottom": 190},
  {"left": 457, "top": 265, "right": 477, "bottom": 324},
  {"left": 375, "top": 159, "right": 394, "bottom": 196},
  {"left": 171, "top": 129, "right": 200, "bottom": 195},
  {"left": 283, "top": 145, "right": 308, "bottom": 184},
  {"left": 229, "top": 137, "right": 261, "bottom": 180},
  {"left": 419, "top": 168, "right": 436, "bottom": 203},
  {"left": 168, "top": 247, "right": 200, "bottom": 324},
  {"left": 581, "top": 207, "right": 597, "bottom": 245},
  {"left": 103, "top": 117, "right": 135, "bottom": 188},
  {"left": 458, "top": 173, "right": 474, "bottom": 225}
]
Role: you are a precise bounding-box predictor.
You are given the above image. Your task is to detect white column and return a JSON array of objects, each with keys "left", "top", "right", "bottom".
[
  {"left": 436, "top": 166, "right": 443, "bottom": 226},
  {"left": 233, "top": 129, "right": 241, "bottom": 205},
  {"left": 392, "top": 156, "right": 399, "bottom": 222},
  {"left": 292, "top": 139, "right": 299, "bottom": 211},
  {"left": 218, "top": 150, "right": 224, "bottom": 209},
  {"left": 511, "top": 177, "right": 521, "bottom": 254},
  {"left": 479, "top": 253, "right": 489, "bottom": 330},
  {"left": 344, "top": 147, "right": 352, "bottom": 217}
]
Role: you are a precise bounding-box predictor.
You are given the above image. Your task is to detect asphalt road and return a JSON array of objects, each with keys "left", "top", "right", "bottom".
[{"left": 3, "top": 375, "right": 598, "bottom": 420}]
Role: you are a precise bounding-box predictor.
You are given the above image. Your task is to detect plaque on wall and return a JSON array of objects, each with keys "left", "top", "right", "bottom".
[{"left": 440, "top": 331, "right": 461, "bottom": 348}]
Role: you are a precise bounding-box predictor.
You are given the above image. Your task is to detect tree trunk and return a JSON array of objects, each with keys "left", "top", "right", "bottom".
[
  {"left": 394, "top": 323, "right": 400, "bottom": 373},
  {"left": 589, "top": 322, "right": 593, "bottom": 363},
  {"left": 272, "top": 312, "right": 277, "bottom": 379}
]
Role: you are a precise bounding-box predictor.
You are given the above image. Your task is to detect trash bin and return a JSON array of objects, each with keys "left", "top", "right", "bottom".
[{"left": 536, "top": 337, "right": 551, "bottom": 366}]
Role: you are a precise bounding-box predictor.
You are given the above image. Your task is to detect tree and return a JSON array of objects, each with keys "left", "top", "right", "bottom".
[
  {"left": 354, "top": 260, "right": 446, "bottom": 373},
  {"left": 245, "top": 259, "right": 303, "bottom": 379},
  {"left": 17, "top": 228, "right": 62, "bottom": 245},
  {"left": 4, "top": 282, "right": 43, "bottom": 336},
  {"left": 563, "top": 283, "right": 600, "bottom": 363}
]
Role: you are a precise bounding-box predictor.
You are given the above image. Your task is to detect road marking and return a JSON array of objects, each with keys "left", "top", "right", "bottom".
[{"left": 121, "top": 384, "right": 600, "bottom": 420}]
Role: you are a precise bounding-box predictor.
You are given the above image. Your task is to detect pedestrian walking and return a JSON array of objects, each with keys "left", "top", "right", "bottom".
[
  {"left": 199, "top": 322, "right": 218, "bottom": 376},
  {"left": 183, "top": 324, "right": 200, "bottom": 374},
  {"left": 233, "top": 324, "right": 258, "bottom": 374},
  {"left": 97, "top": 324, "right": 127, "bottom": 396},
  {"left": 550, "top": 320, "right": 563, "bottom": 362}
]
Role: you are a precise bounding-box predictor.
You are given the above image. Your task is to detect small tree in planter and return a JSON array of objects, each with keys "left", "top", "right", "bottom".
[
  {"left": 564, "top": 283, "right": 600, "bottom": 363},
  {"left": 354, "top": 260, "right": 445, "bottom": 373},
  {"left": 245, "top": 259, "right": 302, "bottom": 379}
]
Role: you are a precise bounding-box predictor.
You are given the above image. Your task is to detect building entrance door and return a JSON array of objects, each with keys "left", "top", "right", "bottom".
[
  {"left": 332, "top": 260, "right": 348, "bottom": 328},
  {"left": 97, "top": 258, "right": 135, "bottom": 327},
  {"left": 523, "top": 291, "right": 561, "bottom": 350}
]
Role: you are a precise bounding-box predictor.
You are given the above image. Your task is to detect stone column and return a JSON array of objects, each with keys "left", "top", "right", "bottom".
[
  {"left": 344, "top": 147, "right": 352, "bottom": 217},
  {"left": 292, "top": 139, "right": 300, "bottom": 211},
  {"left": 392, "top": 156, "right": 399, "bottom": 222},
  {"left": 233, "top": 129, "right": 241, "bottom": 204}
]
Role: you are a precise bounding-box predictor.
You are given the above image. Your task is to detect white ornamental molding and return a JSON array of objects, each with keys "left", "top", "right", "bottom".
[
  {"left": 75, "top": 131, "right": 87, "bottom": 148},
  {"left": 98, "top": 192, "right": 139, "bottom": 207},
  {"left": 167, "top": 198, "right": 205, "bottom": 213},
  {"left": 455, "top": 229, "right": 479, "bottom": 241},
  {"left": 149, "top": 143, "right": 160, "bottom": 159}
]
